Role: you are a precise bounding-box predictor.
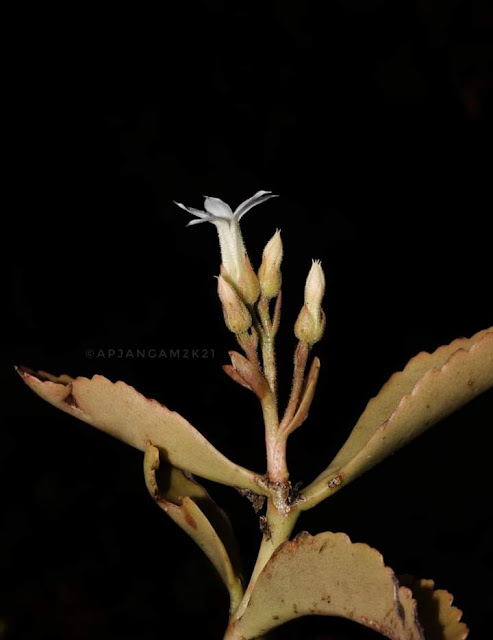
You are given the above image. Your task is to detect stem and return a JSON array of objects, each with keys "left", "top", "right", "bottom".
[
  {"left": 253, "top": 294, "right": 287, "bottom": 484},
  {"left": 257, "top": 295, "right": 272, "bottom": 334},
  {"left": 261, "top": 338, "right": 277, "bottom": 396},
  {"left": 236, "top": 329, "right": 260, "bottom": 370},
  {"left": 257, "top": 295, "right": 277, "bottom": 395},
  {"left": 280, "top": 340, "right": 309, "bottom": 430},
  {"left": 261, "top": 392, "right": 288, "bottom": 483},
  {"left": 271, "top": 290, "right": 282, "bottom": 336},
  {"left": 229, "top": 499, "right": 300, "bottom": 624},
  {"left": 224, "top": 290, "right": 296, "bottom": 639}
]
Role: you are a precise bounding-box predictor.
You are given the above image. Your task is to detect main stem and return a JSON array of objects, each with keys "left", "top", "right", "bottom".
[
  {"left": 261, "top": 391, "right": 288, "bottom": 484},
  {"left": 230, "top": 499, "right": 300, "bottom": 624},
  {"left": 226, "top": 293, "right": 297, "bottom": 638},
  {"left": 261, "top": 338, "right": 277, "bottom": 396}
]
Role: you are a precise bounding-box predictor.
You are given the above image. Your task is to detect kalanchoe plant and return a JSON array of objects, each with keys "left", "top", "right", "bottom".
[{"left": 17, "top": 191, "right": 493, "bottom": 639}]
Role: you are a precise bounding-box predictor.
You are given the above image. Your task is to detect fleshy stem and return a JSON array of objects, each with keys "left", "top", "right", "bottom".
[
  {"left": 224, "top": 284, "right": 317, "bottom": 634},
  {"left": 234, "top": 294, "right": 288, "bottom": 484},
  {"left": 255, "top": 292, "right": 288, "bottom": 484},
  {"left": 229, "top": 499, "right": 300, "bottom": 626},
  {"left": 261, "top": 391, "right": 288, "bottom": 484},
  {"left": 226, "top": 289, "right": 296, "bottom": 635}
]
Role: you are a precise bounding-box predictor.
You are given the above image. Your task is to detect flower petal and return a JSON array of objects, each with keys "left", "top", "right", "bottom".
[
  {"left": 204, "top": 196, "right": 233, "bottom": 219},
  {"left": 234, "top": 191, "right": 279, "bottom": 221},
  {"left": 173, "top": 201, "right": 209, "bottom": 219},
  {"left": 186, "top": 216, "right": 217, "bottom": 227}
]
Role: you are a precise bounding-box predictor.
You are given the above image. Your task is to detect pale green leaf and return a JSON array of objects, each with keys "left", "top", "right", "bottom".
[
  {"left": 301, "top": 328, "right": 493, "bottom": 509},
  {"left": 16, "top": 367, "right": 265, "bottom": 494},
  {"left": 144, "top": 442, "right": 243, "bottom": 612},
  {"left": 228, "top": 531, "right": 424, "bottom": 639}
]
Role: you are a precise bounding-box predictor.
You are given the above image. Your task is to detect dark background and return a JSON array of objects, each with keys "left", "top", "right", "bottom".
[{"left": 2, "top": 1, "right": 492, "bottom": 638}]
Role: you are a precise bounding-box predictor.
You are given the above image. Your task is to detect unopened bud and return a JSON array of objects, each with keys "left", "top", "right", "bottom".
[
  {"left": 217, "top": 274, "right": 252, "bottom": 334},
  {"left": 258, "top": 229, "right": 283, "bottom": 299},
  {"left": 294, "top": 260, "right": 326, "bottom": 344},
  {"left": 305, "top": 260, "right": 325, "bottom": 314},
  {"left": 238, "top": 254, "right": 261, "bottom": 304}
]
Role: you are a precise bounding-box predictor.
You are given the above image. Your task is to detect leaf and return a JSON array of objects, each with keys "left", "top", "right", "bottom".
[
  {"left": 225, "top": 351, "right": 270, "bottom": 399},
  {"left": 301, "top": 328, "right": 493, "bottom": 509},
  {"left": 227, "top": 531, "right": 424, "bottom": 640},
  {"left": 399, "top": 575, "right": 469, "bottom": 640},
  {"left": 16, "top": 367, "right": 265, "bottom": 494},
  {"left": 284, "top": 356, "right": 320, "bottom": 435},
  {"left": 144, "top": 442, "right": 244, "bottom": 613}
]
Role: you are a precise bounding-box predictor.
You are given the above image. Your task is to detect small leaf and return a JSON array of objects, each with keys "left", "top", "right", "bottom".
[
  {"left": 144, "top": 442, "right": 244, "bottom": 612},
  {"left": 227, "top": 351, "right": 269, "bottom": 399},
  {"left": 223, "top": 364, "right": 253, "bottom": 390},
  {"left": 284, "top": 356, "right": 320, "bottom": 435},
  {"left": 16, "top": 367, "right": 265, "bottom": 494},
  {"left": 301, "top": 328, "right": 493, "bottom": 508},
  {"left": 228, "top": 531, "right": 424, "bottom": 639},
  {"left": 399, "top": 575, "right": 469, "bottom": 640}
]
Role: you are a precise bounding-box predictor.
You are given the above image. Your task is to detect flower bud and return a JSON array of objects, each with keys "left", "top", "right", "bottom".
[
  {"left": 258, "top": 229, "right": 283, "bottom": 299},
  {"left": 294, "top": 260, "right": 326, "bottom": 344},
  {"left": 305, "top": 260, "right": 325, "bottom": 314},
  {"left": 238, "top": 254, "right": 261, "bottom": 304},
  {"left": 217, "top": 274, "right": 252, "bottom": 334}
]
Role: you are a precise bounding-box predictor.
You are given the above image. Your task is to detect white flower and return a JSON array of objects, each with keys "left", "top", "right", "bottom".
[{"left": 174, "top": 191, "right": 278, "bottom": 293}]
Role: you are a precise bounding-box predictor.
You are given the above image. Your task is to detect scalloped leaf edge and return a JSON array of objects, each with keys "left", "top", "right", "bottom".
[
  {"left": 16, "top": 366, "right": 266, "bottom": 493},
  {"left": 301, "top": 328, "right": 493, "bottom": 508},
  {"left": 227, "top": 531, "right": 424, "bottom": 640}
]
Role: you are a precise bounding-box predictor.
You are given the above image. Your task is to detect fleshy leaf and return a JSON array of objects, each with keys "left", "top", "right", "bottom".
[
  {"left": 227, "top": 531, "right": 424, "bottom": 639},
  {"left": 144, "top": 442, "right": 243, "bottom": 612},
  {"left": 16, "top": 367, "right": 265, "bottom": 494},
  {"left": 399, "top": 575, "right": 469, "bottom": 640},
  {"left": 301, "top": 328, "right": 493, "bottom": 508}
]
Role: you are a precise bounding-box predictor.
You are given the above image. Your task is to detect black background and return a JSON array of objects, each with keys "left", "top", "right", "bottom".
[{"left": 2, "top": 1, "right": 492, "bottom": 639}]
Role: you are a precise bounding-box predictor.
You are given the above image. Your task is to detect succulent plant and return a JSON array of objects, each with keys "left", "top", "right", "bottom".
[{"left": 17, "top": 192, "right": 492, "bottom": 639}]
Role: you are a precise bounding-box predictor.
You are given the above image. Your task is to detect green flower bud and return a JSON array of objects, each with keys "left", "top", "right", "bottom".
[
  {"left": 294, "top": 260, "right": 326, "bottom": 344},
  {"left": 258, "top": 229, "right": 283, "bottom": 299},
  {"left": 217, "top": 274, "right": 252, "bottom": 334},
  {"left": 238, "top": 254, "right": 261, "bottom": 304}
]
